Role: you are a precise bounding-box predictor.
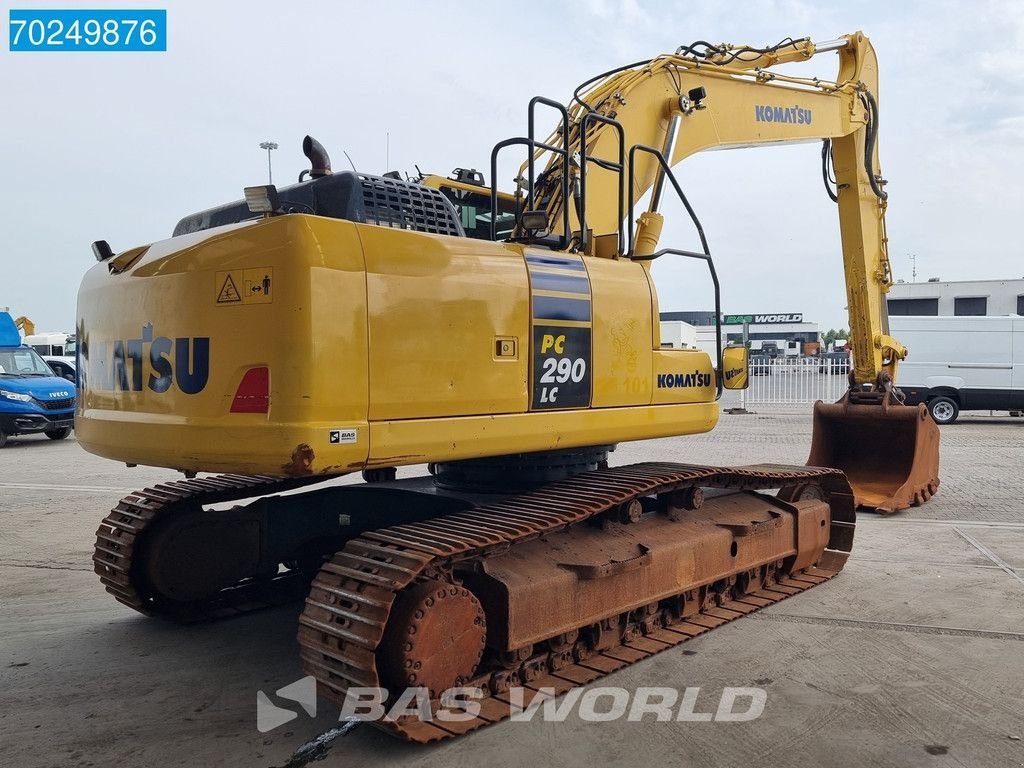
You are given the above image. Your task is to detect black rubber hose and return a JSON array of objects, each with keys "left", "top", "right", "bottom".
[
  {"left": 572, "top": 58, "right": 655, "bottom": 112},
  {"left": 821, "top": 139, "right": 838, "bottom": 203},
  {"left": 862, "top": 91, "right": 888, "bottom": 201}
]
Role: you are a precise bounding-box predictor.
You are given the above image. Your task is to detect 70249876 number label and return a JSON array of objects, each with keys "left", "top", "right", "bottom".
[{"left": 9, "top": 9, "right": 167, "bottom": 52}]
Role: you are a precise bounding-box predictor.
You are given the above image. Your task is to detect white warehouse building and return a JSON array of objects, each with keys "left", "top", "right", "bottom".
[
  {"left": 659, "top": 319, "right": 698, "bottom": 349},
  {"left": 888, "top": 278, "right": 1024, "bottom": 317}
]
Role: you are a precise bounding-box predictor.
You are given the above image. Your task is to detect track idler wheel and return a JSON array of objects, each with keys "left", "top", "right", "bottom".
[
  {"left": 378, "top": 580, "right": 487, "bottom": 696},
  {"left": 139, "top": 507, "right": 264, "bottom": 603}
]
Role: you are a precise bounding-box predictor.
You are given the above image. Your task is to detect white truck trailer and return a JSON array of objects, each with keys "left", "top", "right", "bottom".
[{"left": 890, "top": 315, "right": 1024, "bottom": 424}]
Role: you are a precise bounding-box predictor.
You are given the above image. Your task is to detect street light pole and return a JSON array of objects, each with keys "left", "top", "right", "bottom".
[{"left": 259, "top": 141, "right": 278, "bottom": 184}]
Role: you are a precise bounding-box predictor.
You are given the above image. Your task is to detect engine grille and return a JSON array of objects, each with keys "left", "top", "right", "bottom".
[
  {"left": 37, "top": 397, "right": 75, "bottom": 411},
  {"left": 360, "top": 176, "right": 462, "bottom": 236}
]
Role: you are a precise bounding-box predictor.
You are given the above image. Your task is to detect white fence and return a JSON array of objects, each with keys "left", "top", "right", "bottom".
[{"left": 743, "top": 358, "right": 849, "bottom": 405}]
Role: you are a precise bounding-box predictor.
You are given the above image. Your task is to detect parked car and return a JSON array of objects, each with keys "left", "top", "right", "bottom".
[
  {"left": 820, "top": 351, "right": 850, "bottom": 374},
  {"left": 0, "top": 313, "right": 76, "bottom": 447},
  {"left": 43, "top": 356, "right": 76, "bottom": 383}
]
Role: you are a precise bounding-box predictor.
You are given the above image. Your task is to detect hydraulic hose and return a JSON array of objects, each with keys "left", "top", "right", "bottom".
[
  {"left": 861, "top": 91, "right": 888, "bottom": 201},
  {"left": 821, "top": 139, "right": 838, "bottom": 203}
]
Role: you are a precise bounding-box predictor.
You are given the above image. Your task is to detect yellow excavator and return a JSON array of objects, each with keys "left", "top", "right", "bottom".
[{"left": 82, "top": 32, "right": 939, "bottom": 741}]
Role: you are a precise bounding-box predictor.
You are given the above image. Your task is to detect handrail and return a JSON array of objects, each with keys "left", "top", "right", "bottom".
[
  {"left": 626, "top": 144, "right": 710, "bottom": 259},
  {"left": 489, "top": 97, "right": 571, "bottom": 248},
  {"left": 637, "top": 247, "right": 723, "bottom": 400},
  {"left": 626, "top": 144, "right": 722, "bottom": 399},
  {"left": 579, "top": 112, "right": 625, "bottom": 255}
]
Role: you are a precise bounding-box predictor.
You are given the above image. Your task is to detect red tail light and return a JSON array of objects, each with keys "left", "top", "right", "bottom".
[{"left": 231, "top": 367, "right": 269, "bottom": 413}]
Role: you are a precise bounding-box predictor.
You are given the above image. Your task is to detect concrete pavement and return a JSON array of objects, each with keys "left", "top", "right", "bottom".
[{"left": 2, "top": 409, "right": 1022, "bottom": 768}]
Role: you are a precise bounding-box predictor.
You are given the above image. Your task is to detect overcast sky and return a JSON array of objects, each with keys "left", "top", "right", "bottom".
[{"left": 2, "top": 0, "right": 1022, "bottom": 332}]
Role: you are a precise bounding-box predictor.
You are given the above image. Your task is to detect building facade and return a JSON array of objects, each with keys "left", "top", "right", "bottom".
[
  {"left": 660, "top": 311, "right": 820, "bottom": 357},
  {"left": 659, "top": 320, "right": 698, "bottom": 349},
  {"left": 888, "top": 278, "right": 1024, "bottom": 317}
]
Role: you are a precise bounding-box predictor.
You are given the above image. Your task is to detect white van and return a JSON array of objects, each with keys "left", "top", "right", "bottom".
[{"left": 890, "top": 315, "right": 1024, "bottom": 424}]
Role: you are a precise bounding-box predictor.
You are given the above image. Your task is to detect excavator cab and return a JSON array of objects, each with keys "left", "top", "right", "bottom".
[
  {"left": 807, "top": 389, "right": 940, "bottom": 514},
  {"left": 428, "top": 175, "right": 519, "bottom": 241}
]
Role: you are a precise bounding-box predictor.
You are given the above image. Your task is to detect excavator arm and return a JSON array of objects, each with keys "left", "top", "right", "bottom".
[
  {"left": 511, "top": 31, "right": 939, "bottom": 511},
  {"left": 14, "top": 316, "right": 35, "bottom": 336},
  {"left": 528, "top": 32, "right": 900, "bottom": 388}
]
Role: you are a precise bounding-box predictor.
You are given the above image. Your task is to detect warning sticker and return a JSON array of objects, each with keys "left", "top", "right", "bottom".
[
  {"left": 329, "top": 429, "right": 358, "bottom": 444},
  {"left": 215, "top": 268, "right": 274, "bottom": 306},
  {"left": 217, "top": 274, "right": 241, "bottom": 303}
]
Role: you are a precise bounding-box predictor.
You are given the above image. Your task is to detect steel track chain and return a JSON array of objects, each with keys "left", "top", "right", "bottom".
[
  {"left": 93, "top": 473, "right": 332, "bottom": 621},
  {"left": 296, "top": 462, "right": 855, "bottom": 742}
]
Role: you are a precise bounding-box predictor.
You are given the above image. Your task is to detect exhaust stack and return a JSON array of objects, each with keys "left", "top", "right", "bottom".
[{"left": 302, "top": 135, "right": 332, "bottom": 178}]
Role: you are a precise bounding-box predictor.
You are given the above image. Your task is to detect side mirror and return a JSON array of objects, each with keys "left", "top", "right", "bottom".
[{"left": 721, "top": 346, "right": 749, "bottom": 390}]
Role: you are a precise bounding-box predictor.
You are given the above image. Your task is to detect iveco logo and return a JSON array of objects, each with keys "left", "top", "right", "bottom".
[
  {"left": 755, "top": 105, "right": 812, "bottom": 125},
  {"left": 49, "top": 391, "right": 70, "bottom": 397}
]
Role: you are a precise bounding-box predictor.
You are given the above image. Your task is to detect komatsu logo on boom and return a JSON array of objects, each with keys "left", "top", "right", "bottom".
[
  {"left": 755, "top": 105, "right": 812, "bottom": 125},
  {"left": 86, "top": 323, "right": 210, "bottom": 394}
]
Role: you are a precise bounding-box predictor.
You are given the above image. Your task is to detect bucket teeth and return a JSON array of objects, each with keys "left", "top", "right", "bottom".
[{"left": 807, "top": 399, "right": 941, "bottom": 513}]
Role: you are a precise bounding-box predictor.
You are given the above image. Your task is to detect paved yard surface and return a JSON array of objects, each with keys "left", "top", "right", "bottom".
[{"left": 2, "top": 408, "right": 1022, "bottom": 768}]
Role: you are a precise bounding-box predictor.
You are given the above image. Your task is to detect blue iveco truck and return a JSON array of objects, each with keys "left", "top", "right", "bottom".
[{"left": 0, "top": 311, "right": 76, "bottom": 447}]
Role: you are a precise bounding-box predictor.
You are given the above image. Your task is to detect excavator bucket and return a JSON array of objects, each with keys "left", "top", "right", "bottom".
[{"left": 807, "top": 395, "right": 940, "bottom": 514}]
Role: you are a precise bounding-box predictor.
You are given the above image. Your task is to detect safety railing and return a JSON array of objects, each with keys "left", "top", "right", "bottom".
[
  {"left": 489, "top": 97, "right": 571, "bottom": 249},
  {"left": 578, "top": 111, "right": 625, "bottom": 255},
  {"left": 743, "top": 358, "right": 850, "bottom": 404},
  {"left": 627, "top": 144, "right": 722, "bottom": 399}
]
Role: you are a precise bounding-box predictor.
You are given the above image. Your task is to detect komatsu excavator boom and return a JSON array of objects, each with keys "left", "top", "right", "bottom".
[
  {"left": 506, "top": 30, "right": 940, "bottom": 511},
  {"left": 82, "top": 32, "right": 937, "bottom": 741}
]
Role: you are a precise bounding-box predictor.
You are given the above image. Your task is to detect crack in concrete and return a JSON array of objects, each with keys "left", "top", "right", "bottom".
[
  {"left": 751, "top": 613, "right": 1024, "bottom": 641},
  {"left": 851, "top": 557, "right": 1006, "bottom": 570},
  {"left": 0, "top": 482, "right": 136, "bottom": 493},
  {"left": 952, "top": 526, "right": 1024, "bottom": 588},
  {"left": 1, "top": 561, "right": 90, "bottom": 572}
]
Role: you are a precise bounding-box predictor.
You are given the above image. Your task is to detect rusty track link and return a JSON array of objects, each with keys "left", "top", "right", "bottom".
[
  {"left": 297, "top": 462, "right": 855, "bottom": 742},
  {"left": 93, "top": 473, "right": 330, "bottom": 621}
]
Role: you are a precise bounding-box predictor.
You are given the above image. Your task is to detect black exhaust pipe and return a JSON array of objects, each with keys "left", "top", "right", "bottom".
[{"left": 302, "top": 135, "right": 332, "bottom": 178}]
